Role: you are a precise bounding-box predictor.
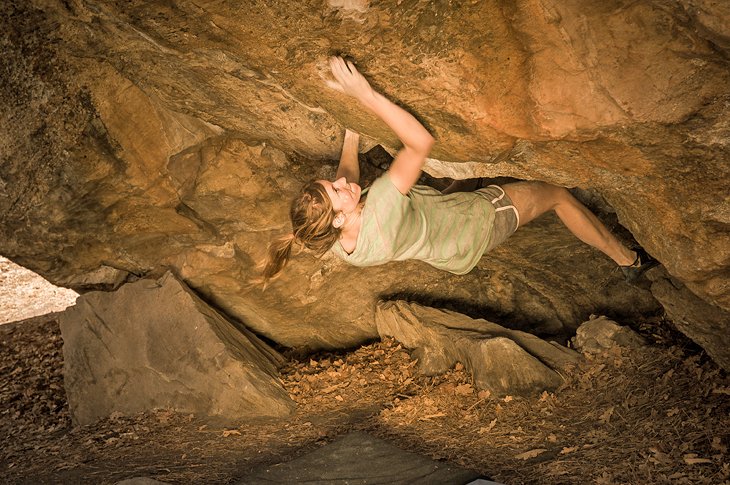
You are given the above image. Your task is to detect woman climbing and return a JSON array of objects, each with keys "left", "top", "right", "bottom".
[{"left": 261, "top": 56, "right": 657, "bottom": 286}]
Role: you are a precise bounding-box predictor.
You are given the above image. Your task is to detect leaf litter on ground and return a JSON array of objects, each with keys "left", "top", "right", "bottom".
[{"left": 0, "top": 314, "right": 728, "bottom": 485}]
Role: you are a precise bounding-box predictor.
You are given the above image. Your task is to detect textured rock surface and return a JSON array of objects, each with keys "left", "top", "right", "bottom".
[
  {"left": 376, "top": 300, "right": 580, "bottom": 396},
  {"left": 238, "top": 431, "right": 482, "bottom": 485},
  {"left": 1, "top": 1, "right": 728, "bottom": 363},
  {"left": 59, "top": 272, "right": 294, "bottom": 425},
  {"left": 648, "top": 268, "right": 730, "bottom": 371},
  {"left": 572, "top": 315, "right": 646, "bottom": 355}
]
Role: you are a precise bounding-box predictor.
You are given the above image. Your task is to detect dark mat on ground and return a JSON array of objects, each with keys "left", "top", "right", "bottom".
[{"left": 237, "top": 431, "right": 498, "bottom": 484}]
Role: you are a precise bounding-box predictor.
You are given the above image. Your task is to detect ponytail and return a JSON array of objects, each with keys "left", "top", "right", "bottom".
[
  {"left": 259, "top": 234, "right": 297, "bottom": 289},
  {"left": 258, "top": 181, "right": 341, "bottom": 288}
]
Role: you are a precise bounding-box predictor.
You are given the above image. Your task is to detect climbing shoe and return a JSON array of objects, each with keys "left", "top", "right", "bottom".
[{"left": 620, "top": 248, "right": 660, "bottom": 284}]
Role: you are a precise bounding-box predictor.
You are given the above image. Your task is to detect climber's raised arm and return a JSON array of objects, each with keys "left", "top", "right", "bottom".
[
  {"left": 335, "top": 129, "right": 360, "bottom": 184},
  {"left": 327, "top": 56, "right": 434, "bottom": 195}
]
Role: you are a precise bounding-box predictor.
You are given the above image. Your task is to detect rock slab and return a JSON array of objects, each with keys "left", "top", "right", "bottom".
[
  {"left": 375, "top": 300, "right": 580, "bottom": 396},
  {"left": 59, "top": 272, "right": 294, "bottom": 425},
  {"left": 238, "top": 431, "right": 488, "bottom": 485}
]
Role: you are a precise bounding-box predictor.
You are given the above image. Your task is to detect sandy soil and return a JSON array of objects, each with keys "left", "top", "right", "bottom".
[{"left": 0, "top": 256, "right": 77, "bottom": 325}]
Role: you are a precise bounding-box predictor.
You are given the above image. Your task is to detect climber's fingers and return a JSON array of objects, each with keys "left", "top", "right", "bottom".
[{"left": 327, "top": 56, "right": 372, "bottom": 99}]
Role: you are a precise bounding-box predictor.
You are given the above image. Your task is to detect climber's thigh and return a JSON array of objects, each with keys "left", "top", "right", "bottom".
[{"left": 502, "top": 181, "right": 566, "bottom": 228}]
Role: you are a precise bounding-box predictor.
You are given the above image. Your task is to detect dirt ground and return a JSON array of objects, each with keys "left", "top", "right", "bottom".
[{"left": 1, "top": 309, "right": 728, "bottom": 484}]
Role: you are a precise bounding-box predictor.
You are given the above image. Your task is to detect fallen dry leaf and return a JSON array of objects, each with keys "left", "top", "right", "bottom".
[
  {"left": 455, "top": 383, "right": 473, "bottom": 395},
  {"left": 711, "top": 437, "right": 727, "bottom": 453},
  {"left": 648, "top": 447, "right": 671, "bottom": 464},
  {"left": 479, "top": 418, "right": 497, "bottom": 434},
  {"left": 683, "top": 454, "right": 712, "bottom": 465},
  {"left": 419, "top": 412, "right": 447, "bottom": 421},
  {"left": 599, "top": 406, "right": 614, "bottom": 424},
  {"left": 515, "top": 448, "right": 547, "bottom": 460},
  {"left": 477, "top": 390, "right": 491, "bottom": 400},
  {"left": 222, "top": 429, "right": 241, "bottom": 437},
  {"left": 560, "top": 446, "right": 579, "bottom": 455}
]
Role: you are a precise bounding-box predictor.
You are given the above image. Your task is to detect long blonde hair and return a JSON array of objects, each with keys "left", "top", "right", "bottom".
[{"left": 260, "top": 181, "right": 342, "bottom": 287}]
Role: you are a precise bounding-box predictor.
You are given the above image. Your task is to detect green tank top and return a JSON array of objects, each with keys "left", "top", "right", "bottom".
[{"left": 330, "top": 174, "right": 496, "bottom": 274}]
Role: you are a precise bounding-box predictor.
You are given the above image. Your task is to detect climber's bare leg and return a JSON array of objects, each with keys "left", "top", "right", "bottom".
[{"left": 502, "top": 181, "right": 636, "bottom": 266}]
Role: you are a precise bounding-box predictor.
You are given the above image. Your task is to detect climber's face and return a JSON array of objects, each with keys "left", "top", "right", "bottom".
[{"left": 318, "top": 177, "right": 361, "bottom": 217}]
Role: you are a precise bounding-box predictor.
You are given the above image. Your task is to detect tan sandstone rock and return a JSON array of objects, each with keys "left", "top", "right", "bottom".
[
  {"left": 59, "top": 272, "right": 294, "bottom": 425},
  {"left": 1, "top": 1, "right": 728, "bottom": 367},
  {"left": 375, "top": 300, "right": 580, "bottom": 396},
  {"left": 572, "top": 315, "right": 647, "bottom": 355}
]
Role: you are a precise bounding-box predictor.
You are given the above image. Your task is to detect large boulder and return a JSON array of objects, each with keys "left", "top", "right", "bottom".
[
  {"left": 1, "top": 1, "right": 728, "bottom": 366},
  {"left": 375, "top": 300, "right": 580, "bottom": 396},
  {"left": 59, "top": 272, "right": 295, "bottom": 425}
]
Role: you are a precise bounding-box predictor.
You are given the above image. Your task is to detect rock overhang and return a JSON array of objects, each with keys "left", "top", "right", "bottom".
[{"left": 0, "top": 0, "right": 728, "bottom": 368}]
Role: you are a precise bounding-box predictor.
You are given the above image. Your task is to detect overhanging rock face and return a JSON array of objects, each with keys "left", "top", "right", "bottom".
[
  {"left": 59, "top": 272, "right": 295, "bottom": 425},
  {"left": 1, "top": 1, "right": 728, "bottom": 367}
]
